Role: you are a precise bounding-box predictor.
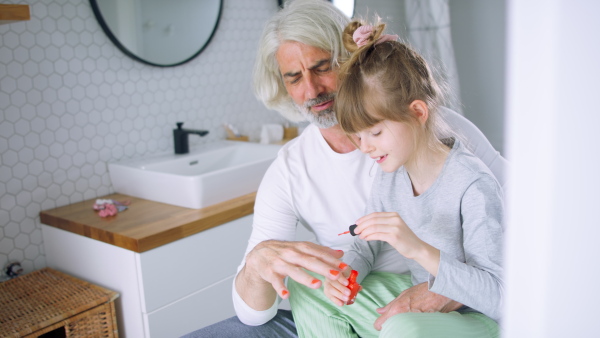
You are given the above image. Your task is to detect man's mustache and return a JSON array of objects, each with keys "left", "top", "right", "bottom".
[{"left": 304, "top": 93, "right": 336, "bottom": 109}]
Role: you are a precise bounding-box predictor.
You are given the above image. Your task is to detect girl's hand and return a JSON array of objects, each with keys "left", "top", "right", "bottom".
[
  {"left": 355, "top": 212, "right": 441, "bottom": 276},
  {"left": 354, "top": 212, "right": 423, "bottom": 259},
  {"left": 324, "top": 265, "right": 352, "bottom": 306}
]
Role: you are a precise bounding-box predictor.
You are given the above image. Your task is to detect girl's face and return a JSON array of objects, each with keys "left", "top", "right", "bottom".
[{"left": 356, "top": 120, "right": 416, "bottom": 173}]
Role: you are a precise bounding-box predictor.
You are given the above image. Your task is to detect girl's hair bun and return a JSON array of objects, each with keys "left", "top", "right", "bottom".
[
  {"left": 342, "top": 21, "right": 364, "bottom": 53},
  {"left": 342, "top": 19, "right": 389, "bottom": 54}
]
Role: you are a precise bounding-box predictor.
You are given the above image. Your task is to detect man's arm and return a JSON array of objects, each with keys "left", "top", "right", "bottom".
[
  {"left": 441, "top": 106, "right": 508, "bottom": 189},
  {"left": 232, "top": 156, "right": 344, "bottom": 325}
]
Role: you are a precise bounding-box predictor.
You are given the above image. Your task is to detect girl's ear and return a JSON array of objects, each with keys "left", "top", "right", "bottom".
[{"left": 409, "top": 100, "right": 429, "bottom": 126}]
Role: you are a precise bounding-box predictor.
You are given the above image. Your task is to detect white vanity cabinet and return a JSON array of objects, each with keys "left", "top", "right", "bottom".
[{"left": 42, "top": 214, "right": 253, "bottom": 338}]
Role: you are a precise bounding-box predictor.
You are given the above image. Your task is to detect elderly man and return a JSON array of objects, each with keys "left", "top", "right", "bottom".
[{"left": 183, "top": 1, "right": 506, "bottom": 336}]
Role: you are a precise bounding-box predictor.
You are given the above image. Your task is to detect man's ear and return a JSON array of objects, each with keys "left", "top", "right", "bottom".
[{"left": 409, "top": 100, "right": 429, "bottom": 126}]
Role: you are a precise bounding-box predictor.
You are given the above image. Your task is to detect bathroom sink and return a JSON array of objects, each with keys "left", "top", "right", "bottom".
[{"left": 108, "top": 141, "right": 282, "bottom": 209}]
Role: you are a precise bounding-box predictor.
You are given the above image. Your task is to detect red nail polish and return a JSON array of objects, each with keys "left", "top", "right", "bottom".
[
  {"left": 311, "top": 279, "right": 320, "bottom": 284},
  {"left": 346, "top": 270, "right": 361, "bottom": 305},
  {"left": 330, "top": 270, "right": 339, "bottom": 276},
  {"left": 339, "top": 262, "right": 348, "bottom": 270},
  {"left": 282, "top": 290, "right": 289, "bottom": 296},
  {"left": 348, "top": 270, "right": 358, "bottom": 283}
]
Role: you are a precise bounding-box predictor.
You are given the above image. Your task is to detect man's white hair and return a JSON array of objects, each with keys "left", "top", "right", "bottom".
[{"left": 253, "top": 0, "right": 350, "bottom": 122}]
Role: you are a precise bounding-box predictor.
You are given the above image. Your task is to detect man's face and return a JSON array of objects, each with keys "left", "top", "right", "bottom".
[{"left": 276, "top": 41, "right": 339, "bottom": 128}]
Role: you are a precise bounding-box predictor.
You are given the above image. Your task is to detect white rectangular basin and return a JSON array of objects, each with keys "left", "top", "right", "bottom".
[{"left": 108, "top": 141, "right": 282, "bottom": 209}]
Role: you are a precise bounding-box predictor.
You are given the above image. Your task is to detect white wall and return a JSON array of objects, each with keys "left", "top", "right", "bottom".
[
  {"left": 355, "top": 0, "right": 406, "bottom": 38},
  {"left": 503, "top": 0, "right": 600, "bottom": 336},
  {"left": 450, "top": 0, "right": 506, "bottom": 155},
  {"left": 354, "top": 0, "right": 506, "bottom": 155}
]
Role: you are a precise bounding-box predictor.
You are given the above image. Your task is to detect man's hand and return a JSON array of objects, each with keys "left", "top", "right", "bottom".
[
  {"left": 237, "top": 240, "right": 344, "bottom": 310},
  {"left": 373, "top": 282, "right": 462, "bottom": 330}
]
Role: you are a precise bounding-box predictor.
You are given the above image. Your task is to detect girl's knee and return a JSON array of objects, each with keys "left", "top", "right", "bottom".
[
  {"left": 379, "top": 312, "right": 449, "bottom": 338},
  {"left": 380, "top": 312, "right": 495, "bottom": 338},
  {"left": 288, "top": 276, "right": 339, "bottom": 316},
  {"left": 380, "top": 313, "right": 418, "bottom": 338}
]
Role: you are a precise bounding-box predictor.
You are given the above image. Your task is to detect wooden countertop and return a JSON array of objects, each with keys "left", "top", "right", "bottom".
[
  {"left": 0, "top": 4, "right": 30, "bottom": 24},
  {"left": 40, "top": 192, "right": 256, "bottom": 253}
]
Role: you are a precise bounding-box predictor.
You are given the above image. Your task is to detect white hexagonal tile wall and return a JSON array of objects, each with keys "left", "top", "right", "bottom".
[{"left": 1, "top": 0, "right": 289, "bottom": 278}]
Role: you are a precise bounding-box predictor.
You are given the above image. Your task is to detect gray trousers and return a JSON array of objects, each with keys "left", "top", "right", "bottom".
[{"left": 180, "top": 310, "right": 297, "bottom": 338}]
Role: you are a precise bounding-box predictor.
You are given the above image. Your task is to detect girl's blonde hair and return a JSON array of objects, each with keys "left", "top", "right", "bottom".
[{"left": 336, "top": 19, "right": 453, "bottom": 153}]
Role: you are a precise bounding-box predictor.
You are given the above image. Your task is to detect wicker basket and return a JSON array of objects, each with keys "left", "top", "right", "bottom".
[{"left": 0, "top": 267, "right": 119, "bottom": 337}]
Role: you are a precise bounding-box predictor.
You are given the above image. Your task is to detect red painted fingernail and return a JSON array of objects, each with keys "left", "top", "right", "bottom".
[
  {"left": 336, "top": 250, "right": 344, "bottom": 253},
  {"left": 339, "top": 262, "right": 348, "bottom": 269},
  {"left": 330, "top": 270, "right": 339, "bottom": 276},
  {"left": 282, "top": 290, "right": 289, "bottom": 296},
  {"left": 311, "top": 279, "right": 320, "bottom": 284}
]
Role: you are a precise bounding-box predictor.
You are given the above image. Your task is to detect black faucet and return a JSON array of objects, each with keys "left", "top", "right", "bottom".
[{"left": 173, "top": 122, "right": 209, "bottom": 154}]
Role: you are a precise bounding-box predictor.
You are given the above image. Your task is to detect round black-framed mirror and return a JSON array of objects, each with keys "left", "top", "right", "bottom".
[
  {"left": 90, "top": 0, "right": 222, "bottom": 67},
  {"left": 278, "top": 0, "right": 355, "bottom": 18}
]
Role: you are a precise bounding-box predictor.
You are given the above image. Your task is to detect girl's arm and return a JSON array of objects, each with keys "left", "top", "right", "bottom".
[
  {"left": 429, "top": 174, "right": 504, "bottom": 322},
  {"left": 351, "top": 174, "right": 504, "bottom": 322}
]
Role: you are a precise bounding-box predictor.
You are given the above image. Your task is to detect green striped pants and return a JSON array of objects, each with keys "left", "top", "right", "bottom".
[{"left": 288, "top": 271, "right": 499, "bottom": 338}]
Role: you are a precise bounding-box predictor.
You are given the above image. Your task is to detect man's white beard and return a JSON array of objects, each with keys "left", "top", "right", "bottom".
[{"left": 294, "top": 93, "right": 338, "bottom": 129}]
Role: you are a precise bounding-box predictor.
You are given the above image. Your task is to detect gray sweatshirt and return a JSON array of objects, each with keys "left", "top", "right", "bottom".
[{"left": 344, "top": 139, "right": 504, "bottom": 322}]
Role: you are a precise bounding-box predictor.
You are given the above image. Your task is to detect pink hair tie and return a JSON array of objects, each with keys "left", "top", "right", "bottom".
[
  {"left": 98, "top": 203, "right": 118, "bottom": 217},
  {"left": 353, "top": 25, "right": 398, "bottom": 47},
  {"left": 93, "top": 198, "right": 129, "bottom": 217}
]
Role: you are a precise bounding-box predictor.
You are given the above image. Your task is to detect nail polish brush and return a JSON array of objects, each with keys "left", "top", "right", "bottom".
[{"left": 338, "top": 224, "right": 358, "bottom": 236}]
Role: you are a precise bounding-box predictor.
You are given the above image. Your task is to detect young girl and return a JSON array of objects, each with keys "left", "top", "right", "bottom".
[{"left": 287, "top": 20, "right": 503, "bottom": 338}]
